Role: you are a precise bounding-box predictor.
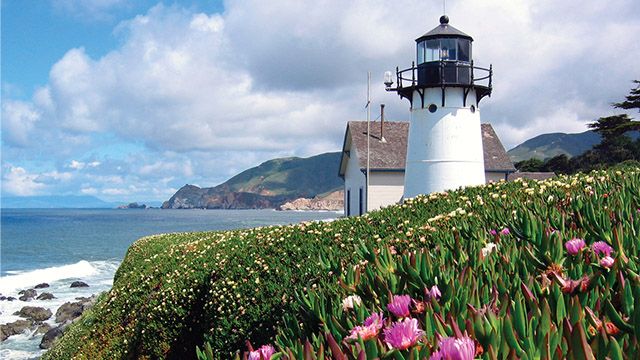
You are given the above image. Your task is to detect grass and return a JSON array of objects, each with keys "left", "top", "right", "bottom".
[{"left": 44, "top": 166, "right": 640, "bottom": 359}]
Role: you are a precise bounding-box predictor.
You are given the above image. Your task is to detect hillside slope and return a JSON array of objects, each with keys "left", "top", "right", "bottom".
[
  {"left": 44, "top": 166, "right": 640, "bottom": 359},
  {"left": 507, "top": 130, "right": 601, "bottom": 162},
  {"left": 162, "top": 152, "right": 343, "bottom": 209}
]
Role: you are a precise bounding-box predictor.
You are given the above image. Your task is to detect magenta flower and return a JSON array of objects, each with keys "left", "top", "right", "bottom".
[
  {"left": 383, "top": 318, "right": 424, "bottom": 350},
  {"left": 346, "top": 312, "right": 385, "bottom": 341},
  {"left": 387, "top": 295, "right": 412, "bottom": 318},
  {"left": 429, "top": 285, "right": 442, "bottom": 301},
  {"left": 592, "top": 241, "right": 613, "bottom": 256},
  {"left": 429, "top": 336, "right": 476, "bottom": 360},
  {"left": 500, "top": 228, "right": 510, "bottom": 236},
  {"left": 489, "top": 229, "right": 497, "bottom": 236},
  {"left": 248, "top": 345, "right": 275, "bottom": 360},
  {"left": 565, "top": 238, "right": 586, "bottom": 255},
  {"left": 600, "top": 256, "right": 614, "bottom": 268}
]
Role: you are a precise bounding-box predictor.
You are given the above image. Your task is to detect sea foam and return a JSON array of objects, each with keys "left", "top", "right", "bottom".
[{"left": 0, "top": 260, "right": 108, "bottom": 294}]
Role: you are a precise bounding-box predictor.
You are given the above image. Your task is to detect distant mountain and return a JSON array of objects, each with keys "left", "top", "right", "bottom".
[
  {"left": 162, "top": 152, "right": 343, "bottom": 209},
  {"left": 1, "top": 195, "right": 115, "bottom": 209},
  {"left": 507, "top": 131, "right": 601, "bottom": 162}
]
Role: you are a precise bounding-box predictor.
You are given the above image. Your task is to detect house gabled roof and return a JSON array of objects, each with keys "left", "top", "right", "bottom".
[{"left": 339, "top": 121, "right": 515, "bottom": 177}]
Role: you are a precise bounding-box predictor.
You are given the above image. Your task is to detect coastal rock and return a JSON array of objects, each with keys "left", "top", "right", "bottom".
[
  {"left": 278, "top": 190, "right": 344, "bottom": 211},
  {"left": 55, "top": 302, "right": 84, "bottom": 323},
  {"left": 34, "top": 283, "right": 50, "bottom": 289},
  {"left": 15, "top": 306, "right": 53, "bottom": 322},
  {"left": 37, "top": 292, "right": 55, "bottom": 300},
  {"left": 70, "top": 281, "right": 89, "bottom": 288},
  {"left": 18, "top": 289, "right": 37, "bottom": 301},
  {"left": 40, "top": 322, "right": 70, "bottom": 349},
  {"left": 36, "top": 323, "right": 52, "bottom": 335},
  {"left": 0, "top": 319, "right": 33, "bottom": 341}
]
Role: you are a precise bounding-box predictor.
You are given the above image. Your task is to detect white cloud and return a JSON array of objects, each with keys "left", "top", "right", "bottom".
[
  {"left": 2, "top": 166, "right": 46, "bottom": 196},
  {"left": 3, "top": 1, "right": 640, "bottom": 201},
  {"left": 1, "top": 100, "right": 41, "bottom": 147},
  {"left": 51, "top": 0, "right": 128, "bottom": 21}
]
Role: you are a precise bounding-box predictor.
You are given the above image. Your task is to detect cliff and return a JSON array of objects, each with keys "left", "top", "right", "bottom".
[
  {"left": 162, "top": 152, "right": 343, "bottom": 209},
  {"left": 277, "top": 190, "right": 343, "bottom": 211}
]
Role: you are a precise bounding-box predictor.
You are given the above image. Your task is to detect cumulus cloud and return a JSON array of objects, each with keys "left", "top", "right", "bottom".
[
  {"left": 2, "top": 166, "right": 47, "bottom": 196},
  {"left": 3, "top": 0, "right": 639, "bottom": 199}
]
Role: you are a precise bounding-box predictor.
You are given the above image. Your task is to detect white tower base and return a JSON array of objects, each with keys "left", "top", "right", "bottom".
[{"left": 403, "top": 87, "right": 485, "bottom": 198}]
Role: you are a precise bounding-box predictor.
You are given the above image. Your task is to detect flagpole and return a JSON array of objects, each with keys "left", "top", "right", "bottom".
[{"left": 366, "top": 71, "right": 371, "bottom": 213}]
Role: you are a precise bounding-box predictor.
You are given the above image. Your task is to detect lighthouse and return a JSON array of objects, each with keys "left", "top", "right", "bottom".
[{"left": 385, "top": 15, "right": 492, "bottom": 198}]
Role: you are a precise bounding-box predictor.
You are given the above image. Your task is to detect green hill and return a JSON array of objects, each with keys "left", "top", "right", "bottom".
[
  {"left": 162, "top": 152, "right": 343, "bottom": 209},
  {"left": 507, "top": 130, "right": 601, "bottom": 162},
  {"left": 44, "top": 166, "right": 640, "bottom": 359}
]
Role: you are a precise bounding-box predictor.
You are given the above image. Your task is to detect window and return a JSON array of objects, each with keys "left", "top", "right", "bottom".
[
  {"left": 426, "top": 40, "right": 440, "bottom": 62},
  {"left": 417, "top": 41, "right": 426, "bottom": 64},
  {"left": 346, "top": 189, "right": 351, "bottom": 216},
  {"left": 440, "top": 39, "right": 456, "bottom": 61},
  {"left": 359, "top": 188, "right": 364, "bottom": 215},
  {"left": 457, "top": 40, "right": 470, "bottom": 61}
]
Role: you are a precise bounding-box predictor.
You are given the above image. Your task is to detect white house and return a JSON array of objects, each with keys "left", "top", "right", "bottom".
[{"left": 338, "top": 121, "right": 515, "bottom": 216}]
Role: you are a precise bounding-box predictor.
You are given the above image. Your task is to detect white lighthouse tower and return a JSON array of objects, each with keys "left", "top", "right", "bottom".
[{"left": 385, "top": 15, "right": 492, "bottom": 198}]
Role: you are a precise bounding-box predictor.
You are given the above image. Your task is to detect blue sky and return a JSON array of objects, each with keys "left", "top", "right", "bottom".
[{"left": 2, "top": 0, "right": 639, "bottom": 203}]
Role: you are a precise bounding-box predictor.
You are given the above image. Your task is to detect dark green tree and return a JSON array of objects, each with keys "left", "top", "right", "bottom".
[
  {"left": 613, "top": 80, "right": 640, "bottom": 111},
  {"left": 514, "top": 158, "right": 544, "bottom": 172}
]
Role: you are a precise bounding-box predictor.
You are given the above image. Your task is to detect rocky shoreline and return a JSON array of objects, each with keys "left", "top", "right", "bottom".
[
  {"left": 0, "top": 281, "right": 99, "bottom": 350},
  {"left": 277, "top": 190, "right": 344, "bottom": 211}
]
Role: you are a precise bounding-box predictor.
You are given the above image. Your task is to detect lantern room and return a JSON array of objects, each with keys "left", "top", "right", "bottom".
[{"left": 416, "top": 15, "right": 473, "bottom": 86}]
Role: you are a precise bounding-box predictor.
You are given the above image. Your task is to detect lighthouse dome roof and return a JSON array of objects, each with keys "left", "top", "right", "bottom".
[{"left": 416, "top": 15, "right": 473, "bottom": 42}]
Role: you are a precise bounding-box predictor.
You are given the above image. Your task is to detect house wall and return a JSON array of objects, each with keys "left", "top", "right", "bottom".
[
  {"left": 344, "top": 148, "right": 366, "bottom": 216},
  {"left": 485, "top": 171, "right": 508, "bottom": 183},
  {"left": 369, "top": 172, "right": 404, "bottom": 210}
]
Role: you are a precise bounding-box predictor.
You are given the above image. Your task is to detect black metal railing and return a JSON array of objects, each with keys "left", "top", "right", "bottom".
[{"left": 394, "top": 60, "right": 492, "bottom": 90}]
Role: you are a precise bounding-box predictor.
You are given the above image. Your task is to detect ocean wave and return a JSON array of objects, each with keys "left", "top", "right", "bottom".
[{"left": 0, "top": 260, "right": 119, "bottom": 294}]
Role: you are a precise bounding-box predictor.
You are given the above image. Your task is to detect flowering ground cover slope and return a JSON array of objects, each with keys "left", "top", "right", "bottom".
[{"left": 44, "top": 166, "right": 639, "bottom": 359}]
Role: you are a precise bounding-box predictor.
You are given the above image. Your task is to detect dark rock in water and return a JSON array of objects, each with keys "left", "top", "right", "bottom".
[
  {"left": 15, "top": 306, "right": 52, "bottom": 322},
  {"left": 1, "top": 319, "right": 33, "bottom": 341},
  {"left": 40, "top": 322, "right": 70, "bottom": 349},
  {"left": 35, "top": 323, "right": 52, "bottom": 335},
  {"left": 35, "top": 283, "right": 50, "bottom": 289},
  {"left": 55, "top": 302, "right": 84, "bottom": 323},
  {"left": 70, "top": 281, "right": 89, "bottom": 288},
  {"left": 6, "top": 297, "right": 16, "bottom": 301},
  {"left": 18, "top": 289, "right": 37, "bottom": 301},
  {"left": 0, "top": 296, "right": 6, "bottom": 301},
  {"left": 37, "top": 292, "right": 55, "bottom": 300}
]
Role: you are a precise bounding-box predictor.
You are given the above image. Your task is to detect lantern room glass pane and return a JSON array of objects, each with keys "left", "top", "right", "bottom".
[
  {"left": 457, "top": 40, "right": 470, "bottom": 62},
  {"left": 417, "top": 41, "right": 426, "bottom": 64},
  {"left": 426, "top": 40, "right": 439, "bottom": 62},
  {"left": 440, "top": 39, "right": 456, "bottom": 60}
]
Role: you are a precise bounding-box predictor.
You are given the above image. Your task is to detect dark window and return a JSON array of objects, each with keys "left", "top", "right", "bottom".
[
  {"left": 346, "top": 189, "right": 351, "bottom": 216},
  {"left": 440, "top": 39, "right": 456, "bottom": 60},
  {"left": 359, "top": 188, "right": 363, "bottom": 215},
  {"left": 457, "top": 40, "right": 471, "bottom": 62},
  {"left": 428, "top": 104, "right": 437, "bottom": 113},
  {"left": 426, "top": 40, "right": 440, "bottom": 62}
]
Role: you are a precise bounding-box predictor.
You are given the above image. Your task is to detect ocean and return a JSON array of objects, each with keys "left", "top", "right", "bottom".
[{"left": 0, "top": 208, "right": 340, "bottom": 359}]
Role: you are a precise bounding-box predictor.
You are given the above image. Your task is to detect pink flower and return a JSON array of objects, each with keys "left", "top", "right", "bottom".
[
  {"left": 248, "top": 345, "right": 275, "bottom": 360},
  {"left": 600, "top": 256, "right": 614, "bottom": 268},
  {"left": 500, "top": 228, "right": 510, "bottom": 236},
  {"left": 428, "top": 285, "right": 442, "bottom": 301},
  {"left": 387, "top": 295, "right": 412, "bottom": 318},
  {"left": 429, "top": 336, "right": 476, "bottom": 360},
  {"left": 489, "top": 229, "right": 497, "bottom": 236},
  {"left": 383, "top": 318, "right": 424, "bottom": 350},
  {"left": 592, "top": 241, "right": 613, "bottom": 256},
  {"left": 565, "top": 238, "right": 586, "bottom": 255},
  {"left": 346, "top": 312, "right": 385, "bottom": 341}
]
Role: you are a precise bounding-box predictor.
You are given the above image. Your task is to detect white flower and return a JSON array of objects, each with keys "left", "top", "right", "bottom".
[
  {"left": 342, "top": 295, "right": 362, "bottom": 311},
  {"left": 481, "top": 242, "right": 498, "bottom": 258}
]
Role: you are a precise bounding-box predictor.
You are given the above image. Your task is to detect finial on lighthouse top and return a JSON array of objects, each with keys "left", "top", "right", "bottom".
[{"left": 439, "top": 15, "right": 449, "bottom": 25}]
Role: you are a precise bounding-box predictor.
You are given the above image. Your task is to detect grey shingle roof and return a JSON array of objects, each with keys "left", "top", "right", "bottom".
[{"left": 339, "top": 121, "right": 515, "bottom": 175}]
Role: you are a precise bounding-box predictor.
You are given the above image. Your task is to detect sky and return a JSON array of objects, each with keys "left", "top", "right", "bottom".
[{"left": 2, "top": 0, "right": 639, "bottom": 203}]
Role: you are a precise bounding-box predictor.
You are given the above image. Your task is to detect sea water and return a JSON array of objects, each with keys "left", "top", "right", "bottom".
[{"left": 0, "top": 208, "right": 340, "bottom": 359}]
